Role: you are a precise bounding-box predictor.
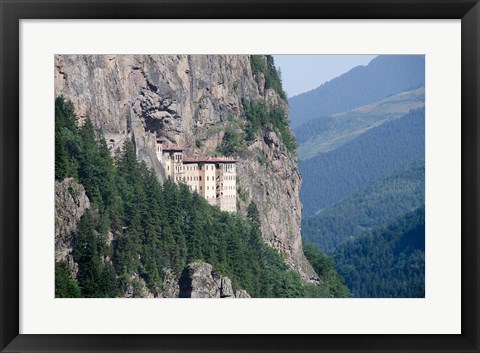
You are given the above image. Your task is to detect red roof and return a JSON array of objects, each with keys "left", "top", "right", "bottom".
[
  {"left": 162, "top": 144, "right": 184, "bottom": 151},
  {"left": 183, "top": 157, "right": 238, "bottom": 164}
]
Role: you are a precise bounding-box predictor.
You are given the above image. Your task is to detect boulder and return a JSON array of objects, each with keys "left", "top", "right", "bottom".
[{"left": 178, "top": 262, "right": 249, "bottom": 298}]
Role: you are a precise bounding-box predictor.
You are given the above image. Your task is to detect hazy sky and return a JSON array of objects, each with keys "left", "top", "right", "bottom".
[{"left": 274, "top": 55, "right": 377, "bottom": 98}]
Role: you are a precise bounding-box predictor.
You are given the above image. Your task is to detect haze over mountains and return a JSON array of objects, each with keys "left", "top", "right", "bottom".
[
  {"left": 290, "top": 54, "right": 425, "bottom": 297},
  {"left": 334, "top": 206, "right": 425, "bottom": 298},
  {"left": 289, "top": 55, "right": 425, "bottom": 129},
  {"left": 296, "top": 87, "right": 425, "bottom": 161},
  {"left": 302, "top": 159, "right": 425, "bottom": 253},
  {"left": 300, "top": 108, "right": 425, "bottom": 217}
]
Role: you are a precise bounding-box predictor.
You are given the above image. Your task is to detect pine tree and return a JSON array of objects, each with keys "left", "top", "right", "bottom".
[{"left": 55, "top": 262, "right": 82, "bottom": 297}]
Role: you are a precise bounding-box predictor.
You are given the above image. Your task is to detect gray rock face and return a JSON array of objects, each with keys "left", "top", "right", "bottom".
[
  {"left": 55, "top": 177, "right": 90, "bottom": 274},
  {"left": 179, "top": 262, "right": 220, "bottom": 298},
  {"left": 159, "top": 268, "right": 180, "bottom": 298},
  {"left": 178, "top": 262, "right": 248, "bottom": 298},
  {"left": 54, "top": 54, "right": 317, "bottom": 282},
  {"left": 235, "top": 289, "right": 251, "bottom": 298},
  {"left": 123, "top": 274, "right": 155, "bottom": 298},
  {"left": 217, "top": 275, "right": 235, "bottom": 298}
]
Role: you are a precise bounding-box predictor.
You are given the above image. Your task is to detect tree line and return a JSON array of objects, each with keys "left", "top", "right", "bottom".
[
  {"left": 300, "top": 108, "right": 425, "bottom": 217},
  {"left": 302, "top": 159, "right": 425, "bottom": 253},
  {"left": 333, "top": 206, "right": 425, "bottom": 298}
]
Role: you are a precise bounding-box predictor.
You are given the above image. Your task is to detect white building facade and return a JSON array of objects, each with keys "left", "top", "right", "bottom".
[{"left": 157, "top": 140, "right": 237, "bottom": 213}]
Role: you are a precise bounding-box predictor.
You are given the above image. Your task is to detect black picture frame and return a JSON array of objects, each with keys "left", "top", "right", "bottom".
[{"left": 1, "top": 0, "right": 479, "bottom": 352}]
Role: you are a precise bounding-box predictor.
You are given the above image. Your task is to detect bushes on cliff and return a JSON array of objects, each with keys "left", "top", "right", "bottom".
[
  {"left": 250, "top": 55, "right": 286, "bottom": 99},
  {"left": 219, "top": 129, "right": 244, "bottom": 155},
  {"left": 303, "top": 244, "right": 350, "bottom": 298},
  {"left": 242, "top": 99, "right": 297, "bottom": 154}
]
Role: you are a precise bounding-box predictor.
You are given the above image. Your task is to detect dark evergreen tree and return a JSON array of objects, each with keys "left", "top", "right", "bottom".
[
  {"left": 73, "top": 210, "right": 103, "bottom": 297},
  {"left": 333, "top": 206, "right": 425, "bottom": 298},
  {"left": 55, "top": 262, "right": 82, "bottom": 298}
]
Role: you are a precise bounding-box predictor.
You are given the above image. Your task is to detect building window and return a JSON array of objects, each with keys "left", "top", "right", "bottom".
[{"left": 199, "top": 176, "right": 202, "bottom": 181}]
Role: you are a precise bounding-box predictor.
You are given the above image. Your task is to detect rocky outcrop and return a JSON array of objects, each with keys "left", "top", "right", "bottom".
[
  {"left": 235, "top": 289, "right": 251, "bottom": 298},
  {"left": 123, "top": 274, "right": 155, "bottom": 298},
  {"left": 178, "top": 262, "right": 249, "bottom": 298},
  {"left": 159, "top": 268, "right": 180, "bottom": 298},
  {"left": 54, "top": 54, "right": 317, "bottom": 282},
  {"left": 55, "top": 177, "right": 90, "bottom": 274},
  {"left": 237, "top": 128, "right": 314, "bottom": 280}
]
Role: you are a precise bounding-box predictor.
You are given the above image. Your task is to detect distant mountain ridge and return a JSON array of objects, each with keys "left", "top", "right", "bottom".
[
  {"left": 288, "top": 55, "right": 425, "bottom": 128},
  {"left": 302, "top": 159, "right": 425, "bottom": 253},
  {"left": 296, "top": 87, "right": 425, "bottom": 160},
  {"left": 300, "top": 108, "right": 425, "bottom": 217}
]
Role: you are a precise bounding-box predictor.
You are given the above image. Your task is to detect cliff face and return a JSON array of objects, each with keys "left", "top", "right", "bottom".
[
  {"left": 55, "top": 177, "right": 90, "bottom": 275},
  {"left": 54, "top": 54, "right": 317, "bottom": 282}
]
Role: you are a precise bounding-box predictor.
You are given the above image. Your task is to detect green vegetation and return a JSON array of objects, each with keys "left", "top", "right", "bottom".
[
  {"left": 302, "top": 159, "right": 424, "bottom": 253},
  {"left": 300, "top": 109, "right": 425, "bottom": 216},
  {"left": 219, "top": 129, "right": 244, "bottom": 155},
  {"left": 232, "top": 80, "right": 239, "bottom": 92},
  {"left": 334, "top": 206, "right": 425, "bottom": 298},
  {"left": 250, "top": 55, "right": 286, "bottom": 99},
  {"left": 237, "top": 186, "right": 248, "bottom": 203},
  {"left": 55, "top": 262, "right": 82, "bottom": 298},
  {"left": 55, "top": 97, "right": 338, "bottom": 298},
  {"left": 295, "top": 87, "right": 425, "bottom": 160},
  {"left": 242, "top": 99, "right": 297, "bottom": 154},
  {"left": 257, "top": 156, "right": 268, "bottom": 165},
  {"left": 205, "top": 123, "right": 224, "bottom": 135},
  {"left": 195, "top": 139, "right": 203, "bottom": 148},
  {"left": 303, "top": 244, "right": 350, "bottom": 298}
]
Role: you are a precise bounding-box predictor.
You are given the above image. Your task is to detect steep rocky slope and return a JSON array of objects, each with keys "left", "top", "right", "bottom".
[
  {"left": 55, "top": 177, "right": 90, "bottom": 275},
  {"left": 54, "top": 54, "right": 317, "bottom": 282}
]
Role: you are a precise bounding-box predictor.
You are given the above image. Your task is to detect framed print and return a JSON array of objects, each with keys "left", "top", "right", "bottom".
[{"left": 1, "top": 0, "right": 479, "bottom": 352}]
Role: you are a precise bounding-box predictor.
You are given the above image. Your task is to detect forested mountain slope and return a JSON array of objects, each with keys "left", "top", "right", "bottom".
[
  {"left": 302, "top": 159, "right": 424, "bottom": 253},
  {"left": 288, "top": 55, "right": 425, "bottom": 128},
  {"left": 333, "top": 206, "right": 425, "bottom": 298},
  {"left": 296, "top": 87, "right": 425, "bottom": 160},
  {"left": 300, "top": 109, "right": 425, "bottom": 217}
]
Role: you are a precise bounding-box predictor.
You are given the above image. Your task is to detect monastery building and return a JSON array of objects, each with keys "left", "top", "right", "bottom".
[{"left": 156, "top": 139, "right": 237, "bottom": 213}]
